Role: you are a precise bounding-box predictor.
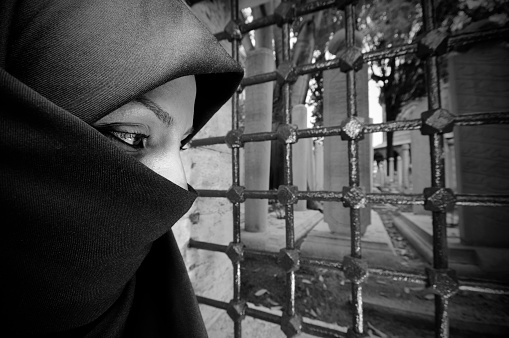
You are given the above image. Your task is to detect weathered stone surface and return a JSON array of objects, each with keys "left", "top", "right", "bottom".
[
  {"left": 449, "top": 40, "right": 509, "bottom": 247},
  {"left": 292, "top": 104, "right": 309, "bottom": 211},
  {"left": 323, "top": 65, "right": 371, "bottom": 235},
  {"left": 244, "top": 48, "right": 275, "bottom": 232}
]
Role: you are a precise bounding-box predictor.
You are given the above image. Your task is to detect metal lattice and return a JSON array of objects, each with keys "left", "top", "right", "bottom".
[{"left": 188, "top": 0, "right": 509, "bottom": 337}]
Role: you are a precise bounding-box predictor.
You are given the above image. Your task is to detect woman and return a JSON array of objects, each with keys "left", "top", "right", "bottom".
[{"left": 0, "top": 0, "right": 243, "bottom": 337}]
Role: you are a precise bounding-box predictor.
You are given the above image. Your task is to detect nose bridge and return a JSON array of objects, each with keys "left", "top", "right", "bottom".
[{"left": 150, "top": 149, "right": 188, "bottom": 190}]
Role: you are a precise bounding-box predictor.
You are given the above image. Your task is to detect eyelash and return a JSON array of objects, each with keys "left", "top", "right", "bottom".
[
  {"left": 107, "top": 131, "right": 189, "bottom": 151},
  {"left": 109, "top": 131, "right": 148, "bottom": 149}
]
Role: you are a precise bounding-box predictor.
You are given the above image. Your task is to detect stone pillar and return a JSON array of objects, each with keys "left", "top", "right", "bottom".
[
  {"left": 244, "top": 48, "right": 275, "bottom": 232},
  {"left": 314, "top": 142, "right": 324, "bottom": 191},
  {"left": 397, "top": 156, "right": 403, "bottom": 189},
  {"left": 388, "top": 157, "right": 395, "bottom": 183},
  {"left": 292, "top": 104, "right": 308, "bottom": 211},
  {"left": 307, "top": 140, "right": 316, "bottom": 191},
  {"left": 323, "top": 61, "right": 371, "bottom": 235},
  {"left": 449, "top": 40, "right": 509, "bottom": 247},
  {"left": 402, "top": 144, "right": 410, "bottom": 190},
  {"left": 409, "top": 98, "right": 432, "bottom": 215}
]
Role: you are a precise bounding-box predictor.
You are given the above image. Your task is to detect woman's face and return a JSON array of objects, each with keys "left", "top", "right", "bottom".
[{"left": 94, "top": 75, "right": 196, "bottom": 190}]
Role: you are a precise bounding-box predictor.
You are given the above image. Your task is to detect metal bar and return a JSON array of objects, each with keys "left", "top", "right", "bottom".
[
  {"left": 421, "top": 1, "right": 450, "bottom": 337},
  {"left": 189, "top": 239, "right": 509, "bottom": 296},
  {"left": 189, "top": 111, "right": 509, "bottom": 148},
  {"left": 230, "top": 1, "right": 243, "bottom": 337},
  {"left": 343, "top": 3, "right": 365, "bottom": 335},
  {"left": 280, "top": 9, "right": 299, "bottom": 330}
]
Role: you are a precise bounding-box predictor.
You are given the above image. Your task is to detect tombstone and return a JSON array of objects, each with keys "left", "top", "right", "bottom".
[
  {"left": 449, "top": 38, "right": 509, "bottom": 247},
  {"left": 388, "top": 157, "right": 395, "bottom": 183},
  {"left": 244, "top": 48, "right": 275, "bottom": 232},
  {"left": 397, "top": 156, "right": 403, "bottom": 189},
  {"left": 401, "top": 144, "right": 410, "bottom": 190},
  {"left": 292, "top": 104, "right": 309, "bottom": 211},
  {"left": 307, "top": 139, "right": 316, "bottom": 191},
  {"left": 314, "top": 142, "right": 324, "bottom": 190},
  {"left": 323, "top": 29, "right": 371, "bottom": 235},
  {"left": 407, "top": 98, "right": 432, "bottom": 215}
]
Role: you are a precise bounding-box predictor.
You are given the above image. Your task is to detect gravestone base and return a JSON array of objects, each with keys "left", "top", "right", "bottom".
[{"left": 301, "top": 211, "right": 398, "bottom": 269}]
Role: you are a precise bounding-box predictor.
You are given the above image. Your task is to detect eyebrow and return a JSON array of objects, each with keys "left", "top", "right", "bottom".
[
  {"left": 134, "top": 97, "right": 195, "bottom": 137},
  {"left": 134, "top": 97, "right": 174, "bottom": 127}
]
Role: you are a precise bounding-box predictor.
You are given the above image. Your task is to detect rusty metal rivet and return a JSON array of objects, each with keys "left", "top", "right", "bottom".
[
  {"left": 278, "top": 248, "right": 300, "bottom": 273},
  {"left": 338, "top": 46, "right": 364, "bottom": 72},
  {"left": 423, "top": 187, "right": 456, "bottom": 212},
  {"left": 224, "top": 20, "right": 243, "bottom": 42},
  {"left": 226, "top": 185, "right": 245, "bottom": 204},
  {"left": 273, "top": 1, "right": 295, "bottom": 27},
  {"left": 420, "top": 108, "right": 456, "bottom": 135},
  {"left": 342, "top": 255, "right": 369, "bottom": 284},
  {"left": 281, "top": 312, "right": 302, "bottom": 337},
  {"left": 225, "top": 242, "right": 245, "bottom": 264},
  {"left": 227, "top": 299, "right": 247, "bottom": 322},
  {"left": 340, "top": 117, "right": 365, "bottom": 141},
  {"left": 342, "top": 186, "right": 367, "bottom": 209},
  {"left": 276, "top": 124, "right": 298, "bottom": 144},
  {"left": 425, "top": 268, "right": 459, "bottom": 299},
  {"left": 416, "top": 28, "right": 449, "bottom": 59},
  {"left": 225, "top": 128, "right": 244, "bottom": 148},
  {"left": 275, "top": 61, "right": 297, "bottom": 85},
  {"left": 277, "top": 185, "right": 299, "bottom": 205}
]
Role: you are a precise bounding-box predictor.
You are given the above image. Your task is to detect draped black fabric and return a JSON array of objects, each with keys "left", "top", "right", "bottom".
[{"left": 0, "top": 0, "right": 243, "bottom": 337}]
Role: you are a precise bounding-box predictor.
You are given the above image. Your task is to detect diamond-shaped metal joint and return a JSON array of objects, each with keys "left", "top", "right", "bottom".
[
  {"left": 278, "top": 248, "right": 300, "bottom": 273},
  {"left": 338, "top": 46, "right": 364, "bottom": 73},
  {"left": 225, "top": 128, "right": 244, "bottom": 148},
  {"left": 226, "top": 242, "right": 245, "bottom": 264},
  {"left": 281, "top": 312, "right": 302, "bottom": 337},
  {"left": 346, "top": 328, "right": 370, "bottom": 338},
  {"left": 227, "top": 299, "right": 247, "bottom": 322},
  {"left": 276, "top": 61, "right": 297, "bottom": 85},
  {"left": 423, "top": 187, "right": 456, "bottom": 212},
  {"left": 226, "top": 185, "right": 246, "bottom": 204},
  {"left": 277, "top": 185, "right": 299, "bottom": 205},
  {"left": 416, "top": 28, "right": 449, "bottom": 59},
  {"left": 224, "top": 19, "right": 243, "bottom": 42},
  {"left": 342, "top": 186, "right": 367, "bottom": 209},
  {"left": 420, "top": 108, "right": 456, "bottom": 135},
  {"left": 425, "top": 268, "right": 459, "bottom": 299},
  {"left": 342, "top": 255, "right": 368, "bottom": 284},
  {"left": 276, "top": 124, "right": 298, "bottom": 144},
  {"left": 273, "top": 1, "right": 295, "bottom": 27},
  {"left": 340, "top": 117, "right": 365, "bottom": 141}
]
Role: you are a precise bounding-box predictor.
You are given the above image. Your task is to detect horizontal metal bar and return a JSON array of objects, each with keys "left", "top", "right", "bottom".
[
  {"left": 189, "top": 136, "right": 225, "bottom": 147},
  {"left": 295, "top": 0, "right": 339, "bottom": 16},
  {"left": 241, "top": 71, "right": 278, "bottom": 88},
  {"left": 189, "top": 112, "right": 509, "bottom": 148},
  {"left": 196, "top": 189, "right": 509, "bottom": 207},
  {"left": 448, "top": 27, "right": 509, "bottom": 52},
  {"left": 197, "top": 295, "right": 347, "bottom": 337},
  {"left": 189, "top": 240, "right": 509, "bottom": 295},
  {"left": 367, "top": 193, "right": 425, "bottom": 205},
  {"left": 456, "top": 194, "right": 509, "bottom": 207}
]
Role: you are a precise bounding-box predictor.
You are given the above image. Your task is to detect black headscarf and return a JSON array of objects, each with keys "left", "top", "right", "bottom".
[{"left": 0, "top": 0, "right": 243, "bottom": 337}]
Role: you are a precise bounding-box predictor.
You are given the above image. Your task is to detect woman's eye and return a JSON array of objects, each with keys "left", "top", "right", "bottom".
[{"left": 109, "top": 131, "right": 148, "bottom": 149}]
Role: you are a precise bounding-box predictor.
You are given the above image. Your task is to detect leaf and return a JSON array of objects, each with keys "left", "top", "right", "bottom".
[{"left": 254, "top": 289, "right": 269, "bottom": 297}]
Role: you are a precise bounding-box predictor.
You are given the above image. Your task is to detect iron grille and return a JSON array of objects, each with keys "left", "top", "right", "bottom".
[{"left": 188, "top": 0, "right": 509, "bottom": 337}]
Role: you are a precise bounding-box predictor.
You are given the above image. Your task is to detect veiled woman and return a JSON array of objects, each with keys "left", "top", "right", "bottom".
[{"left": 0, "top": 0, "right": 243, "bottom": 337}]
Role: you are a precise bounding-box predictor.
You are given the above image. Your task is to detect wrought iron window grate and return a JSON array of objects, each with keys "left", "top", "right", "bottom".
[{"left": 188, "top": 0, "right": 509, "bottom": 337}]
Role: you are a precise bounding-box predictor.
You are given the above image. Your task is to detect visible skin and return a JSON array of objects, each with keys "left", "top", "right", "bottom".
[{"left": 94, "top": 75, "right": 196, "bottom": 190}]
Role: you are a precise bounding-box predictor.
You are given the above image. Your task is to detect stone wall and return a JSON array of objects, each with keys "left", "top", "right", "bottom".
[{"left": 449, "top": 41, "right": 509, "bottom": 247}]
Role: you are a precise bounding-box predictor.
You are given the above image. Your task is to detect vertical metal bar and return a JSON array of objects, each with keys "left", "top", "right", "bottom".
[
  {"left": 344, "top": 3, "right": 364, "bottom": 335},
  {"left": 421, "top": 1, "right": 449, "bottom": 337},
  {"left": 281, "top": 6, "right": 297, "bottom": 323},
  {"left": 230, "top": 1, "right": 242, "bottom": 337}
]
